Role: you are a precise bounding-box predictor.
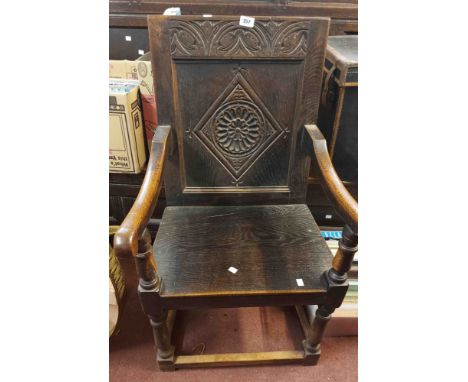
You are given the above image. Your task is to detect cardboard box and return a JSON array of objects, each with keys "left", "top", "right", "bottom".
[
  {"left": 109, "top": 55, "right": 158, "bottom": 144},
  {"left": 135, "top": 53, "right": 154, "bottom": 96},
  {"left": 109, "top": 60, "right": 138, "bottom": 80},
  {"left": 109, "top": 79, "right": 146, "bottom": 173},
  {"left": 136, "top": 53, "right": 158, "bottom": 144}
]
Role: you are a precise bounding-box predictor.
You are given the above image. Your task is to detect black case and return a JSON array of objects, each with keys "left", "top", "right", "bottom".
[{"left": 318, "top": 36, "right": 358, "bottom": 183}]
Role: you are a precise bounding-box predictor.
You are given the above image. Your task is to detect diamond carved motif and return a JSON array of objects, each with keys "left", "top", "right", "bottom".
[{"left": 193, "top": 72, "right": 284, "bottom": 181}]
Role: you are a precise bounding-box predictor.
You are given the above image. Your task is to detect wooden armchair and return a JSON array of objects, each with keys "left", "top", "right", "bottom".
[{"left": 114, "top": 15, "right": 358, "bottom": 371}]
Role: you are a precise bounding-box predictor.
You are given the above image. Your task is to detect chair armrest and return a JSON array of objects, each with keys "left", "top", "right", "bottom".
[
  {"left": 113, "top": 125, "right": 171, "bottom": 257},
  {"left": 304, "top": 124, "right": 358, "bottom": 232}
]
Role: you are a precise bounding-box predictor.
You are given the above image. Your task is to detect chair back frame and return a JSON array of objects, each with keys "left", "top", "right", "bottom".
[{"left": 148, "top": 15, "right": 329, "bottom": 205}]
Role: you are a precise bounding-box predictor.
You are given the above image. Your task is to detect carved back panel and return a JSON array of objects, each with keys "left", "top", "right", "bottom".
[{"left": 148, "top": 15, "right": 329, "bottom": 205}]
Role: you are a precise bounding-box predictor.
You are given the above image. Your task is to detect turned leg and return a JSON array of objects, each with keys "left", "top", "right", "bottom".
[
  {"left": 328, "top": 225, "right": 358, "bottom": 283},
  {"left": 135, "top": 229, "right": 159, "bottom": 290},
  {"left": 149, "top": 310, "right": 175, "bottom": 370},
  {"left": 304, "top": 225, "right": 358, "bottom": 359},
  {"left": 304, "top": 305, "right": 334, "bottom": 353},
  {"left": 136, "top": 229, "right": 175, "bottom": 371}
]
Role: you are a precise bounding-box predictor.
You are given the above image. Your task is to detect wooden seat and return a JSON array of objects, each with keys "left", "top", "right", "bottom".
[
  {"left": 155, "top": 204, "right": 332, "bottom": 302},
  {"left": 114, "top": 15, "right": 358, "bottom": 371}
]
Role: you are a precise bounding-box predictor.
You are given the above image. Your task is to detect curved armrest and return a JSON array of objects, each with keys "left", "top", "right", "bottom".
[
  {"left": 114, "top": 125, "right": 171, "bottom": 257},
  {"left": 305, "top": 124, "right": 358, "bottom": 232}
]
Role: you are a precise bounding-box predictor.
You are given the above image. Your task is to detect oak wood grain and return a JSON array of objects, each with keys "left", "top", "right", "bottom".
[
  {"left": 110, "top": 1, "right": 357, "bottom": 19},
  {"left": 148, "top": 15, "right": 330, "bottom": 206},
  {"left": 305, "top": 124, "right": 357, "bottom": 232},
  {"left": 113, "top": 125, "right": 171, "bottom": 258},
  {"left": 174, "top": 350, "right": 309, "bottom": 369},
  {"left": 118, "top": 15, "right": 356, "bottom": 370},
  {"left": 154, "top": 204, "right": 333, "bottom": 297}
]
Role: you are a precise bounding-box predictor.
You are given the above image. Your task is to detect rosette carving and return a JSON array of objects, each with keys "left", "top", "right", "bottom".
[
  {"left": 192, "top": 73, "right": 286, "bottom": 180},
  {"left": 214, "top": 102, "right": 263, "bottom": 155}
]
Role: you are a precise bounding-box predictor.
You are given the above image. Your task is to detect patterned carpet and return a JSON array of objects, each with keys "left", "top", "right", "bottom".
[{"left": 110, "top": 253, "right": 357, "bottom": 382}]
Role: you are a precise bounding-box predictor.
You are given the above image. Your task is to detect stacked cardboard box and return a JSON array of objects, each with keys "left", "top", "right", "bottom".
[
  {"left": 109, "top": 60, "right": 138, "bottom": 80},
  {"left": 109, "top": 53, "right": 157, "bottom": 145},
  {"left": 136, "top": 53, "right": 158, "bottom": 144},
  {"left": 109, "top": 79, "right": 146, "bottom": 174}
]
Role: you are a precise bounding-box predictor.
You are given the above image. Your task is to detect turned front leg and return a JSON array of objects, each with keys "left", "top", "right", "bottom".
[
  {"left": 328, "top": 225, "right": 358, "bottom": 283},
  {"left": 135, "top": 229, "right": 160, "bottom": 290},
  {"left": 149, "top": 311, "right": 174, "bottom": 359},
  {"left": 304, "top": 305, "right": 334, "bottom": 352},
  {"left": 304, "top": 226, "right": 358, "bottom": 355},
  {"left": 136, "top": 229, "right": 175, "bottom": 370}
]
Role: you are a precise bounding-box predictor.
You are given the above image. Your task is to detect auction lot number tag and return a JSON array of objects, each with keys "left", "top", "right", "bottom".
[{"left": 239, "top": 16, "right": 255, "bottom": 28}]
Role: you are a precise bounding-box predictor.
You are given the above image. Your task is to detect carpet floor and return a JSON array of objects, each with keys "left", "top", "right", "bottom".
[{"left": 110, "top": 254, "right": 357, "bottom": 382}]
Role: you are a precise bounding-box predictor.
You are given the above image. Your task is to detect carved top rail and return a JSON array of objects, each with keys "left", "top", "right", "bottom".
[{"left": 168, "top": 17, "right": 326, "bottom": 58}]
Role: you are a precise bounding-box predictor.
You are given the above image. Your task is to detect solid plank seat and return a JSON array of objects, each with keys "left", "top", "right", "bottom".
[{"left": 154, "top": 204, "right": 333, "bottom": 301}]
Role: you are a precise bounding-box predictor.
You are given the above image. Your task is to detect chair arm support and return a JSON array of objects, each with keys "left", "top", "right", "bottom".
[
  {"left": 113, "top": 125, "right": 171, "bottom": 258},
  {"left": 304, "top": 124, "right": 358, "bottom": 233}
]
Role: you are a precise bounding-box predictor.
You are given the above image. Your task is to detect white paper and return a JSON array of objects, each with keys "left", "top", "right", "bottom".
[
  {"left": 163, "top": 7, "right": 181, "bottom": 16},
  {"left": 228, "top": 266, "right": 238, "bottom": 274},
  {"left": 125, "top": 35, "right": 132, "bottom": 41},
  {"left": 239, "top": 16, "right": 255, "bottom": 28},
  {"left": 325, "top": 214, "right": 332, "bottom": 219},
  {"left": 203, "top": 14, "right": 213, "bottom": 18},
  {"left": 138, "top": 50, "right": 144, "bottom": 55},
  {"left": 296, "top": 278, "right": 304, "bottom": 287}
]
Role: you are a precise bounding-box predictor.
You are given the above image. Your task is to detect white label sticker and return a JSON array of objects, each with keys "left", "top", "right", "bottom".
[
  {"left": 203, "top": 14, "right": 213, "bottom": 18},
  {"left": 163, "top": 7, "right": 181, "bottom": 15},
  {"left": 138, "top": 49, "right": 144, "bottom": 55},
  {"left": 296, "top": 278, "right": 304, "bottom": 287},
  {"left": 239, "top": 16, "right": 255, "bottom": 28},
  {"left": 228, "top": 266, "right": 238, "bottom": 274},
  {"left": 125, "top": 35, "right": 132, "bottom": 41},
  {"left": 325, "top": 214, "right": 332, "bottom": 219}
]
